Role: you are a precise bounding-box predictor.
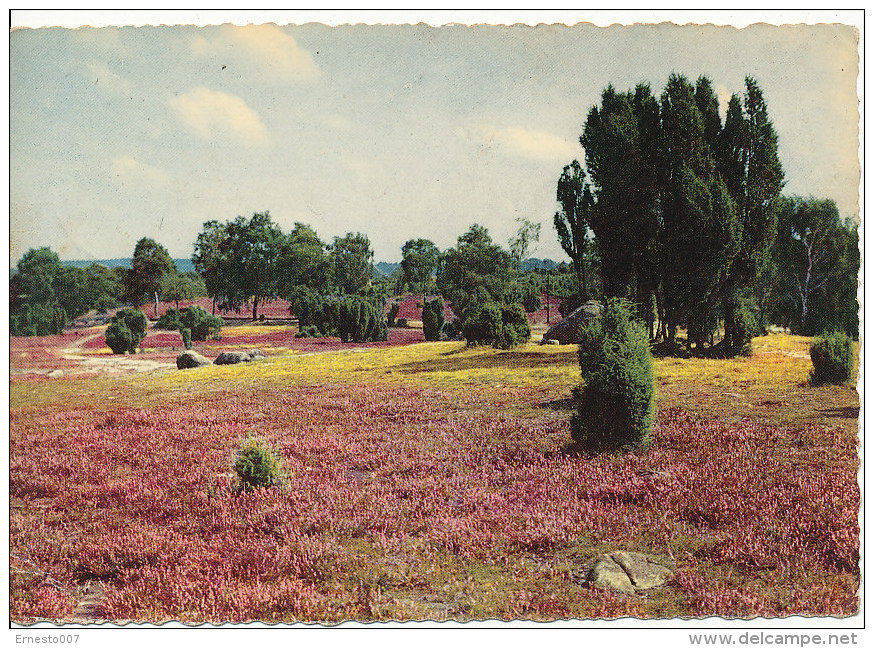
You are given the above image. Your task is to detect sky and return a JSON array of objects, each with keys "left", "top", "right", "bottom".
[{"left": 8, "top": 11, "right": 862, "bottom": 267}]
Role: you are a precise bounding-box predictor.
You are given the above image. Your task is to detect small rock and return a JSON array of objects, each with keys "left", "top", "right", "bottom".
[
  {"left": 246, "top": 349, "right": 266, "bottom": 360},
  {"left": 585, "top": 551, "right": 672, "bottom": 594},
  {"left": 587, "top": 555, "right": 635, "bottom": 595},
  {"left": 611, "top": 551, "right": 672, "bottom": 590},
  {"left": 47, "top": 369, "right": 64, "bottom": 378},
  {"left": 543, "top": 339, "right": 560, "bottom": 346},
  {"left": 176, "top": 350, "right": 211, "bottom": 369},
  {"left": 214, "top": 351, "right": 253, "bottom": 365}
]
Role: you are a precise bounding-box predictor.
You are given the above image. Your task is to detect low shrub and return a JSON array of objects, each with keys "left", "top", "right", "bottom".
[
  {"left": 179, "top": 306, "right": 223, "bottom": 341},
  {"left": 335, "top": 296, "right": 387, "bottom": 343},
  {"left": 463, "top": 302, "right": 503, "bottom": 346},
  {"left": 571, "top": 298, "right": 654, "bottom": 452},
  {"left": 288, "top": 287, "right": 337, "bottom": 337},
  {"left": 504, "top": 281, "right": 542, "bottom": 313},
  {"left": 233, "top": 437, "right": 285, "bottom": 492},
  {"left": 10, "top": 303, "right": 67, "bottom": 337},
  {"left": 494, "top": 303, "right": 531, "bottom": 349},
  {"left": 396, "top": 317, "right": 408, "bottom": 328},
  {"left": 105, "top": 308, "right": 148, "bottom": 354},
  {"left": 725, "top": 295, "right": 758, "bottom": 353},
  {"left": 155, "top": 308, "right": 182, "bottom": 330},
  {"left": 558, "top": 293, "right": 582, "bottom": 319},
  {"left": 463, "top": 302, "right": 530, "bottom": 349},
  {"left": 810, "top": 332, "right": 854, "bottom": 385},
  {"left": 181, "top": 328, "right": 192, "bottom": 350},
  {"left": 422, "top": 298, "right": 445, "bottom": 341},
  {"left": 442, "top": 318, "right": 462, "bottom": 340},
  {"left": 295, "top": 325, "right": 324, "bottom": 338}
]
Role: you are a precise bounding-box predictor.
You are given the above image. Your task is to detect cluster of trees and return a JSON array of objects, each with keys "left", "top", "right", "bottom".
[
  {"left": 192, "top": 213, "right": 382, "bottom": 321},
  {"left": 554, "top": 73, "right": 858, "bottom": 353},
  {"left": 187, "top": 212, "right": 536, "bottom": 346},
  {"left": 10, "top": 248, "right": 124, "bottom": 335},
  {"left": 10, "top": 238, "right": 207, "bottom": 336}
]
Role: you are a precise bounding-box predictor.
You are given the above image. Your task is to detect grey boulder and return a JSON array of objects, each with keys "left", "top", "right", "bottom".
[
  {"left": 214, "top": 351, "right": 253, "bottom": 365},
  {"left": 176, "top": 350, "right": 211, "bottom": 369},
  {"left": 541, "top": 300, "right": 602, "bottom": 345}
]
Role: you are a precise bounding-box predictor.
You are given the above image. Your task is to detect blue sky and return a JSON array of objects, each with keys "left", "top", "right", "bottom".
[{"left": 9, "top": 13, "right": 861, "bottom": 266}]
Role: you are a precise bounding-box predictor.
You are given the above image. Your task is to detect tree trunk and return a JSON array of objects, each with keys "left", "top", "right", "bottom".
[
  {"left": 154, "top": 292, "right": 159, "bottom": 319},
  {"left": 252, "top": 295, "right": 260, "bottom": 321},
  {"left": 545, "top": 273, "right": 551, "bottom": 324},
  {"left": 574, "top": 255, "right": 589, "bottom": 302}
]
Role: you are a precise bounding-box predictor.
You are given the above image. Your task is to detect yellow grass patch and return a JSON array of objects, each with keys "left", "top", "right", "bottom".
[{"left": 145, "top": 332, "right": 826, "bottom": 397}]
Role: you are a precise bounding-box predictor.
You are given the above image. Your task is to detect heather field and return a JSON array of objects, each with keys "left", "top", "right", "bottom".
[{"left": 9, "top": 329, "right": 860, "bottom": 624}]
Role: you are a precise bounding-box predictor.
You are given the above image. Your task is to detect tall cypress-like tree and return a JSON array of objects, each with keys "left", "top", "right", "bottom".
[
  {"left": 581, "top": 84, "right": 661, "bottom": 304},
  {"left": 553, "top": 160, "right": 594, "bottom": 300},
  {"left": 564, "top": 73, "right": 782, "bottom": 354},
  {"left": 720, "top": 77, "right": 785, "bottom": 348}
]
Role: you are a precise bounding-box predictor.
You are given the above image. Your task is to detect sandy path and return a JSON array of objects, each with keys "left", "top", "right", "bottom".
[{"left": 56, "top": 330, "right": 176, "bottom": 375}]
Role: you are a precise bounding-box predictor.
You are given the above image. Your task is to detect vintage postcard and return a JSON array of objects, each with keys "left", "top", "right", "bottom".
[{"left": 7, "top": 9, "right": 863, "bottom": 642}]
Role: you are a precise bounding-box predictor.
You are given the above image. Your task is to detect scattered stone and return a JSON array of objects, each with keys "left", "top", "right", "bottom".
[
  {"left": 176, "top": 350, "right": 211, "bottom": 369},
  {"left": 611, "top": 551, "right": 672, "bottom": 590},
  {"left": 214, "top": 351, "right": 253, "bottom": 365},
  {"left": 587, "top": 555, "right": 635, "bottom": 594},
  {"left": 47, "top": 369, "right": 64, "bottom": 378},
  {"left": 246, "top": 349, "right": 266, "bottom": 360},
  {"left": 544, "top": 339, "right": 560, "bottom": 345},
  {"left": 585, "top": 551, "right": 672, "bottom": 594},
  {"left": 541, "top": 301, "right": 603, "bottom": 345}
]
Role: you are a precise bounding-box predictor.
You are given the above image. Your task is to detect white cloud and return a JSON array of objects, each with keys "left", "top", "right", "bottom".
[
  {"left": 169, "top": 86, "right": 270, "bottom": 147},
  {"left": 110, "top": 155, "right": 170, "bottom": 187},
  {"left": 467, "top": 125, "right": 580, "bottom": 162},
  {"left": 192, "top": 24, "right": 318, "bottom": 82}
]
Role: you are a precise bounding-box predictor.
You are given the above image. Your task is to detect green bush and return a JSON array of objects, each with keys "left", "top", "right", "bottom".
[
  {"left": 571, "top": 298, "right": 654, "bottom": 452},
  {"left": 558, "top": 293, "right": 582, "bottom": 319},
  {"left": 810, "top": 332, "right": 854, "bottom": 385},
  {"left": 494, "top": 303, "right": 531, "bottom": 349},
  {"left": 387, "top": 302, "right": 400, "bottom": 327},
  {"left": 181, "top": 327, "right": 192, "bottom": 350},
  {"left": 288, "top": 287, "right": 337, "bottom": 337},
  {"left": 463, "top": 302, "right": 530, "bottom": 349},
  {"left": 155, "top": 308, "right": 182, "bottom": 330},
  {"left": 396, "top": 317, "right": 408, "bottom": 328},
  {"left": 505, "top": 281, "right": 542, "bottom": 313},
  {"left": 233, "top": 437, "right": 285, "bottom": 492},
  {"left": 179, "top": 306, "right": 223, "bottom": 341},
  {"left": 105, "top": 308, "right": 148, "bottom": 354},
  {"left": 725, "top": 294, "right": 758, "bottom": 353},
  {"left": 295, "top": 324, "right": 324, "bottom": 338},
  {"left": 335, "top": 295, "right": 387, "bottom": 343},
  {"left": 442, "top": 318, "right": 462, "bottom": 340},
  {"left": 10, "top": 303, "right": 67, "bottom": 336},
  {"left": 463, "top": 302, "right": 503, "bottom": 346},
  {"left": 422, "top": 297, "right": 445, "bottom": 341}
]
